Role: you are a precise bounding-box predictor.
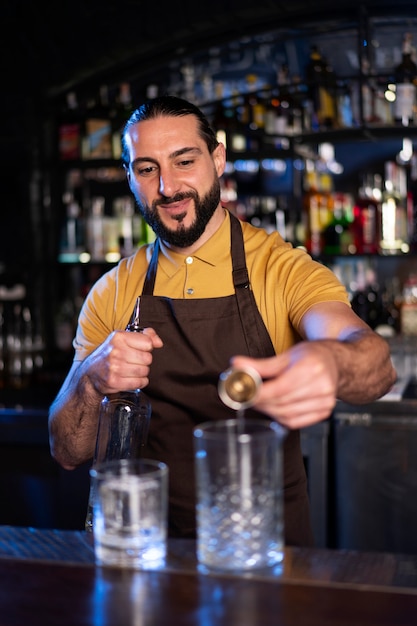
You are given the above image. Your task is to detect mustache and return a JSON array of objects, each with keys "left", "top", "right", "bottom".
[{"left": 153, "top": 191, "right": 197, "bottom": 208}]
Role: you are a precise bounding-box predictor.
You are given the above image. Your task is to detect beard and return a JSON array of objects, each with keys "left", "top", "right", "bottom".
[{"left": 133, "top": 177, "right": 221, "bottom": 248}]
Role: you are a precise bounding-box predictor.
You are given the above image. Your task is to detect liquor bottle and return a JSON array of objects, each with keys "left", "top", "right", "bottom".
[
  {"left": 82, "top": 85, "right": 113, "bottom": 160},
  {"left": 239, "top": 74, "right": 265, "bottom": 130},
  {"left": 86, "top": 196, "right": 105, "bottom": 261},
  {"left": 264, "top": 88, "right": 288, "bottom": 137},
  {"left": 380, "top": 161, "right": 408, "bottom": 254},
  {"left": 305, "top": 45, "right": 337, "bottom": 129},
  {"left": 85, "top": 297, "right": 152, "bottom": 532},
  {"left": 322, "top": 192, "right": 355, "bottom": 255},
  {"left": 267, "top": 65, "right": 292, "bottom": 136},
  {"left": 303, "top": 163, "right": 333, "bottom": 256},
  {"left": 238, "top": 74, "right": 265, "bottom": 150},
  {"left": 394, "top": 33, "right": 417, "bottom": 126},
  {"left": 302, "top": 165, "right": 320, "bottom": 254},
  {"left": 351, "top": 264, "right": 384, "bottom": 329},
  {"left": 408, "top": 153, "right": 417, "bottom": 252},
  {"left": 401, "top": 274, "right": 417, "bottom": 336},
  {"left": 113, "top": 196, "right": 137, "bottom": 257},
  {"left": 59, "top": 193, "right": 84, "bottom": 261},
  {"left": 112, "top": 82, "right": 133, "bottom": 160},
  {"left": 58, "top": 92, "right": 82, "bottom": 160},
  {"left": 212, "top": 90, "right": 235, "bottom": 149},
  {"left": 351, "top": 174, "right": 381, "bottom": 254}
]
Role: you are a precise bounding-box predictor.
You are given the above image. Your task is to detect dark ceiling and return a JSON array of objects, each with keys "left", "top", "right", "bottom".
[{"left": 1, "top": 0, "right": 417, "bottom": 158}]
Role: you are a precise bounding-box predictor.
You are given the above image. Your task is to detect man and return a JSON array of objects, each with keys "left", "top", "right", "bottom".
[{"left": 48, "top": 95, "right": 396, "bottom": 545}]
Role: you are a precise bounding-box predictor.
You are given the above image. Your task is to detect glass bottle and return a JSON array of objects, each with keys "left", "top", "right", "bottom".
[
  {"left": 81, "top": 85, "right": 113, "bottom": 160},
  {"left": 58, "top": 92, "right": 82, "bottom": 161},
  {"left": 322, "top": 192, "right": 355, "bottom": 255},
  {"left": 303, "top": 163, "right": 334, "bottom": 257},
  {"left": 111, "top": 82, "right": 133, "bottom": 160},
  {"left": 394, "top": 33, "right": 417, "bottom": 126},
  {"left": 305, "top": 45, "right": 337, "bottom": 130},
  {"left": 380, "top": 161, "right": 408, "bottom": 254},
  {"left": 351, "top": 263, "right": 384, "bottom": 329},
  {"left": 401, "top": 274, "right": 417, "bottom": 336},
  {"left": 351, "top": 173, "right": 381, "bottom": 254},
  {"left": 85, "top": 297, "right": 152, "bottom": 532}
]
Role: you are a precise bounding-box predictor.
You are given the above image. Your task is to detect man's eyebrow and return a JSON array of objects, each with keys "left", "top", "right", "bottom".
[
  {"left": 170, "top": 146, "right": 203, "bottom": 159},
  {"left": 131, "top": 146, "right": 203, "bottom": 167}
]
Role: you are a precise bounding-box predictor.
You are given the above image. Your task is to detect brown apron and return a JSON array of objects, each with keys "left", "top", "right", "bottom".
[{"left": 139, "top": 211, "right": 314, "bottom": 546}]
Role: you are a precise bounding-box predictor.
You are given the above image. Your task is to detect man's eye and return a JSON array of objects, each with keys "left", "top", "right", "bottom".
[{"left": 135, "top": 165, "right": 155, "bottom": 176}]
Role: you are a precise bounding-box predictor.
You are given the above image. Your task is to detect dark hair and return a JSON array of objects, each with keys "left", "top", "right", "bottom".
[{"left": 121, "top": 95, "right": 219, "bottom": 166}]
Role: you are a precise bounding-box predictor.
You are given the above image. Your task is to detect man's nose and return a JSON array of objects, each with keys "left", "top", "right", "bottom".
[{"left": 159, "top": 170, "right": 179, "bottom": 197}]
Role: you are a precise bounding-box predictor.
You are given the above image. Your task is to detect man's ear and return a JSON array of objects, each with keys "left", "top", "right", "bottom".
[
  {"left": 213, "top": 142, "right": 226, "bottom": 178},
  {"left": 124, "top": 164, "right": 132, "bottom": 187}
]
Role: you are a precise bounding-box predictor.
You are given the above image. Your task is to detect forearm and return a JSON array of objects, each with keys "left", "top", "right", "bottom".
[
  {"left": 298, "top": 301, "right": 397, "bottom": 404},
  {"left": 48, "top": 363, "right": 103, "bottom": 470},
  {"left": 325, "top": 329, "right": 396, "bottom": 404},
  {"left": 232, "top": 325, "right": 397, "bottom": 430},
  {"left": 49, "top": 327, "right": 163, "bottom": 469}
]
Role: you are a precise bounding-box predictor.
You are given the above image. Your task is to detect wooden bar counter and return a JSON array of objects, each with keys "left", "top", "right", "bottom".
[{"left": 0, "top": 526, "right": 416, "bottom": 625}]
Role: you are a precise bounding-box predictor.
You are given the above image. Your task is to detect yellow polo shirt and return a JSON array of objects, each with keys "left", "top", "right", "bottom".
[{"left": 74, "top": 210, "right": 349, "bottom": 360}]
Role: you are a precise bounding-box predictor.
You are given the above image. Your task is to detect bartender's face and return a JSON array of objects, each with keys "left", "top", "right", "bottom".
[{"left": 125, "top": 114, "right": 225, "bottom": 248}]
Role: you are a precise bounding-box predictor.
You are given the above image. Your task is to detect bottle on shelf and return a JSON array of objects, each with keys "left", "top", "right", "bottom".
[
  {"left": 240, "top": 74, "right": 266, "bottom": 131},
  {"left": 6, "top": 303, "right": 38, "bottom": 390},
  {"left": 269, "top": 65, "right": 292, "bottom": 136},
  {"left": 82, "top": 85, "right": 113, "bottom": 160},
  {"left": 350, "top": 262, "right": 384, "bottom": 329},
  {"left": 305, "top": 45, "right": 338, "bottom": 130},
  {"left": 85, "top": 297, "right": 152, "bottom": 532},
  {"left": 380, "top": 161, "right": 408, "bottom": 254},
  {"left": 322, "top": 192, "right": 355, "bottom": 255},
  {"left": 112, "top": 82, "right": 134, "bottom": 160},
  {"left": 350, "top": 56, "right": 375, "bottom": 126},
  {"left": 86, "top": 196, "right": 106, "bottom": 261},
  {"left": 408, "top": 153, "right": 417, "bottom": 253},
  {"left": 59, "top": 191, "right": 84, "bottom": 261},
  {"left": 379, "top": 276, "right": 402, "bottom": 335},
  {"left": 113, "top": 196, "right": 137, "bottom": 257},
  {"left": 336, "top": 82, "right": 355, "bottom": 128},
  {"left": 58, "top": 92, "right": 82, "bottom": 161},
  {"left": 237, "top": 74, "right": 266, "bottom": 150},
  {"left": 351, "top": 173, "right": 381, "bottom": 255},
  {"left": 302, "top": 161, "right": 334, "bottom": 256},
  {"left": 211, "top": 85, "right": 245, "bottom": 152},
  {"left": 400, "top": 274, "right": 417, "bottom": 336},
  {"left": 393, "top": 33, "right": 417, "bottom": 126}
]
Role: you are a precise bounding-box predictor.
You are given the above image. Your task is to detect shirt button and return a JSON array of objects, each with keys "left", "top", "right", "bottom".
[
  {"left": 187, "top": 288, "right": 194, "bottom": 295},
  {"left": 185, "top": 256, "right": 193, "bottom": 265}
]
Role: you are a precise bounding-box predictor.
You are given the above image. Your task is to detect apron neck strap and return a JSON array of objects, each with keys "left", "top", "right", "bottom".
[{"left": 142, "top": 210, "right": 249, "bottom": 295}]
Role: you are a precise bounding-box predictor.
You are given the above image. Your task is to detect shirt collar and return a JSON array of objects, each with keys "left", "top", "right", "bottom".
[{"left": 155, "top": 209, "right": 231, "bottom": 278}]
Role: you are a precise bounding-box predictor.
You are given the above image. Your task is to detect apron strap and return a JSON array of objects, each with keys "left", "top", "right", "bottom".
[
  {"left": 142, "top": 239, "right": 160, "bottom": 295},
  {"left": 229, "top": 212, "right": 275, "bottom": 358}
]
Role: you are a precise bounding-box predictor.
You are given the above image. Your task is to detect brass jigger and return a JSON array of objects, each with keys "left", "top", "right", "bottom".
[{"left": 218, "top": 366, "right": 262, "bottom": 410}]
